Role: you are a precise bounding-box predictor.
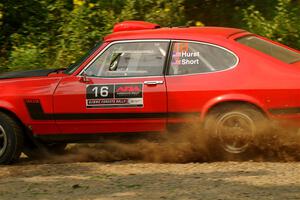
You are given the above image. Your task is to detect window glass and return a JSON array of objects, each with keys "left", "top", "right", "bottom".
[
  {"left": 84, "top": 42, "right": 169, "bottom": 77},
  {"left": 236, "top": 36, "right": 300, "bottom": 64},
  {"left": 169, "top": 42, "right": 237, "bottom": 75},
  {"left": 64, "top": 41, "right": 102, "bottom": 74}
]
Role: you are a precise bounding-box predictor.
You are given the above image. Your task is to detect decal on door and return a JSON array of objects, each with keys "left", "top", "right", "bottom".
[{"left": 86, "top": 83, "right": 143, "bottom": 108}]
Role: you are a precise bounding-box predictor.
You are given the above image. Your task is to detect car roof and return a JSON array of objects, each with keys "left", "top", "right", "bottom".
[{"left": 104, "top": 26, "right": 247, "bottom": 42}]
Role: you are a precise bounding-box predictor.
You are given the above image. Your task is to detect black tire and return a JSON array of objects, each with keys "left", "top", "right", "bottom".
[
  {"left": 0, "top": 112, "right": 24, "bottom": 164},
  {"left": 204, "top": 104, "right": 267, "bottom": 160}
]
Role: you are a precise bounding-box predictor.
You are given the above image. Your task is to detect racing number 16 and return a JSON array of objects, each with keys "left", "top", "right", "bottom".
[
  {"left": 92, "top": 86, "right": 109, "bottom": 97},
  {"left": 87, "top": 85, "right": 113, "bottom": 99}
]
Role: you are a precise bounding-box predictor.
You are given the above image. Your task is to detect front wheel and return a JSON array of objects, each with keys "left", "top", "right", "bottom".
[
  {"left": 0, "top": 113, "right": 23, "bottom": 164},
  {"left": 204, "top": 105, "right": 267, "bottom": 160}
]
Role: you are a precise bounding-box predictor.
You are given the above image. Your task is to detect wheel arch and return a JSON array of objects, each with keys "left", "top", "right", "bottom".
[
  {"left": 0, "top": 106, "right": 27, "bottom": 132},
  {"left": 0, "top": 106, "right": 36, "bottom": 149},
  {"left": 201, "top": 94, "right": 268, "bottom": 120}
]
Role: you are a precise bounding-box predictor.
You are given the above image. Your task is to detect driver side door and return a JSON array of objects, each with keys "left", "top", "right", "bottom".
[{"left": 53, "top": 40, "right": 170, "bottom": 135}]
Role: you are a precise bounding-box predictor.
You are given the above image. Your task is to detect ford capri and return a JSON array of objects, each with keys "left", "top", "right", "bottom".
[{"left": 0, "top": 21, "right": 300, "bottom": 164}]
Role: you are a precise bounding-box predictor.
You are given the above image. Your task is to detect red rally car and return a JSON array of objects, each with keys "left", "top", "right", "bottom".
[{"left": 1, "top": 21, "right": 300, "bottom": 164}]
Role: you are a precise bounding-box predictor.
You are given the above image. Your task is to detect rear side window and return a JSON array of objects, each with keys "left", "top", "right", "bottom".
[
  {"left": 168, "top": 42, "right": 238, "bottom": 75},
  {"left": 236, "top": 36, "right": 300, "bottom": 64}
]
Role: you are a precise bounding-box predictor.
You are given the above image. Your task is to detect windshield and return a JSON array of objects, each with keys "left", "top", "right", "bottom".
[
  {"left": 64, "top": 41, "right": 103, "bottom": 74},
  {"left": 236, "top": 36, "right": 300, "bottom": 64}
]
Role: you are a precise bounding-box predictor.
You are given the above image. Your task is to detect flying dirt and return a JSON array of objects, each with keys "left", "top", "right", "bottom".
[{"left": 30, "top": 121, "right": 300, "bottom": 164}]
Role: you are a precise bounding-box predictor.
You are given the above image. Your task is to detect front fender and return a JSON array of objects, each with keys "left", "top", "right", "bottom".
[{"left": 0, "top": 100, "right": 25, "bottom": 123}]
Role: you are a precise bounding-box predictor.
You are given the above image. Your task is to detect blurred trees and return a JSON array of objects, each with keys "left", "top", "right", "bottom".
[
  {"left": 243, "top": 0, "right": 300, "bottom": 49},
  {"left": 0, "top": 0, "right": 300, "bottom": 72}
]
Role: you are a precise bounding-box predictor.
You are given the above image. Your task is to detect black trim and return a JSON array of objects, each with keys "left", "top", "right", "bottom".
[
  {"left": 165, "top": 41, "right": 175, "bottom": 76},
  {"left": 163, "top": 41, "right": 173, "bottom": 76},
  {"left": 25, "top": 101, "right": 199, "bottom": 121},
  {"left": 269, "top": 107, "right": 300, "bottom": 115},
  {"left": 0, "top": 69, "right": 59, "bottom": 80},
  {"left": 54, "top": 113, "right": 166, "bottom": 120},
  {"left": 25, "top": 101, "right": 53, "bottom": 120},
  {"left": 168, "top": 112, "right": 199, "bottom": 118}
]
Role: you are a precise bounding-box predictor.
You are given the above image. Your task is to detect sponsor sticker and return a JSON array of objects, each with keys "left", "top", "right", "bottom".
[{"left": 86, "top": 83, "right": 143, "bottom": 108}]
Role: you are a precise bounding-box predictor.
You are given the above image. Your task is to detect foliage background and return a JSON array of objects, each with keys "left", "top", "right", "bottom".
[{"left": 0, "top": 0, "right": 300, "bottom": 72}]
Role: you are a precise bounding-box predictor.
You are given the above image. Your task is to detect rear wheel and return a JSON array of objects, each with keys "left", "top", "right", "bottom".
[
  {"left": 0, "top": 113, "right": 23, "bottom": 164},
  {"left": 204, "top": 104, "right": 267, "bottom": 160}
]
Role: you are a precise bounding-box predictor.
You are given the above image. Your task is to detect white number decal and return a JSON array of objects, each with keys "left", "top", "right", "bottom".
[
  {"left": 92, "top": 86, "right": 109, "bottom": 97},
  {"left": 92, "top": 87, "right": 98, "bottom": 98},
  {"left": 100, "top": 86, "right": 109, "bottom": 97}
]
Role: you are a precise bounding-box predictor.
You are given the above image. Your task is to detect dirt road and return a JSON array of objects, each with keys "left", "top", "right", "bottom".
[
  {"left": 1, "top": 161, "right": 300, "bottom": 200},
  {"left": 2, "top": 126, "right": 300, "bottom": 200}
]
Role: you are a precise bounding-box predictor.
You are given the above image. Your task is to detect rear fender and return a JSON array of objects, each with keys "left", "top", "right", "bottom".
[{"left": 201, "top": 93, "right": 268, "bottom": 120}]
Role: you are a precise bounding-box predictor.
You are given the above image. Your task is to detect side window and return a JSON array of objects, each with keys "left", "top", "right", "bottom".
[
  {"left": 169, "top": 42, "right": 238, "bottom": 75},
  {"left": 84, "top": 41, "right": 169, "bottom": 77}
]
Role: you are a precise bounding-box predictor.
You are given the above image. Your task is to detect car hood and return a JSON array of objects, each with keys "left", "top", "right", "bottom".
[{"left": 0, "top": 69, "right": 60, "bottom": 80}]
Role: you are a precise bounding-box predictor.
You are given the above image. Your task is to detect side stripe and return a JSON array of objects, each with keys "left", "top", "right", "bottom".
[
  {"left": 25, "top": 101, "right": 199, "bottom": 120},
  {"left": 269, "top": 107, "right": 300, "bottom": 115}
]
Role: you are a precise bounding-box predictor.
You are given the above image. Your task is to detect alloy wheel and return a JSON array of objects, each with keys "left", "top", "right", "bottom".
[{"left": 216, "top": 112, "right": 256, "bottom": 154}]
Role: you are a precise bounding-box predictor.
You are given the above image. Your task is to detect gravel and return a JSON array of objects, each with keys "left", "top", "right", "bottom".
[{"left": 1, "top": 161, "right": 300, "bottom": 200}]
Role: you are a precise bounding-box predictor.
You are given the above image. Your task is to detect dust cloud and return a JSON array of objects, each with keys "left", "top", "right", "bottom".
[
  {"left": 49, "top": 123, "right": 211, "bottom": 163},
  {"left": 31, "top": 120, "right": 300, "bottom": 164}
]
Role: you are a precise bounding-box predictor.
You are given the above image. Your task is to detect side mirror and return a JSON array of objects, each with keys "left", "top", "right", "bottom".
[{"left": 80, "top": 72, "right": 90, "bottom": 83}]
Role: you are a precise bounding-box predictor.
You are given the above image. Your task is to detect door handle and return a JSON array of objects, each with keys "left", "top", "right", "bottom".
[{"left": 144, "top": 80, "right": 164, "bottom": 85}]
